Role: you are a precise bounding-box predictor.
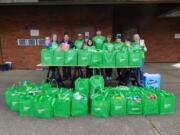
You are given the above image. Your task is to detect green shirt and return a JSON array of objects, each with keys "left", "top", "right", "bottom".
[
  {"left": 51, "top": 41, "right": 58, "bottom": 50},
  {"left": 92, "top": 35, "right": 106, "bottom": 50},
  {"left": 113, "top": 42, "right": 124, "bottom": 51},
  {"left": 74, "top": 39, "right": 84, "bottom": 49},
  {"left": 131, "top": 41, "right": 145, "bottom": 58},
  {"left": 85, "top": 45, "right": 96, "bottom": 51},
  {"left": 103, "top": 42, "right": 114, "bottom": 52}
]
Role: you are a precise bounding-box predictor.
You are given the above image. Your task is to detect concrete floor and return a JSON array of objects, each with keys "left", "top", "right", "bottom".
[{"left": 0, "top": 63, "right": 180, "bottom": 135}]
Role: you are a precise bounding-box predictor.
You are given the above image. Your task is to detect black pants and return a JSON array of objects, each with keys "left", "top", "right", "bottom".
[
  {"left": 105, "top": 68, "right": 112, "bottom": 77},
  {"left": 63, "top": 67, "right": 71, "bottom": 79},
  {"left": 75, "top": 67, "right": 83, "bottom": 77},
  {"left": 86, "top": 66, "right": 93, "bottom": 78}
]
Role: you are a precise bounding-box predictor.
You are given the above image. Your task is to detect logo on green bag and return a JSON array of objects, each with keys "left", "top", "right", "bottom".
[
  {"left": 115, "top": 106, "right": 122, "bottom": 110},
  {"left": 45, "top": 57, "right": 51, "bottom": 60},
  {"left": 12, "top": 102, "right": 17, "bottom": 105},
  {"left": 95, "top": 107, "right": 101, "bottom": 111},
  {"left": 164, "top": 104, "right": 171, "bottom": 109},
  {"left": 38, "top": 109, "right": 45, "bottom": 113},
  {"left": 24, "top": 107, "right": 30, "bottom": 111},
  {"left": 56, "top": 57, "right": 62, "bottom": 60}
]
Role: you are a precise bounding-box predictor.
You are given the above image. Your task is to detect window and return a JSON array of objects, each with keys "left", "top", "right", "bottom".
[
  {"left": 37, "top": 39, "right": 45, "bottom": 45},
  {"left": 27, "top": 39, "right": 37, "bottom": 46}
]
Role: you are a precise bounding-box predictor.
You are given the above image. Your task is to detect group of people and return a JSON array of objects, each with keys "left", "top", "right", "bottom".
[{"left": 45, "top": 28, "right": 147, "bottom": 87}]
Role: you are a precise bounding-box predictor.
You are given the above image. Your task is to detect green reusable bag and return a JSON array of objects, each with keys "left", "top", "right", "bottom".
[
  {"left": 53, "top": 50, "right": 64, "bottom": 65},
  {"left": 115, "top": 51, "right": 129, "bottom": 67},
  {"left": 142, "top": 92, "right": 159, "bottom": 115},
  {"left": 90, "top": 51, "right": 103, "bottom": 67},
  {"left": 64, "top": 49, "right": 77, "bottom": 65},
  {"left": 103, "top": 51, "right": 115, "bottom": 67},
  {"left": 54, "top": 90, "right": 72, "bottom": 118},
  {"left": 128, "top": 50, "right": 142, "bottom": 67},
  {"left": 110, "top": 93, "right": 126, "bottom": 116},
  {"left": 91, "top": 93, "right": 110, "bottom": 118},
  {"left": 34, "top": 96, "right": 54, "bottom": 119},
  {"left": 71, "top": 92, "right": 88, "bottom": 117},
  {"left": 78, "top": 50, "right": 92, "bottom": 66},
  {"left": 127, "top": 93, "right": 142, "bottom": 114},
  {"left": 159, "top": 91, "right": 176, "bottom": 114},
  {"left": 90, "top": 75, "right": 104, "bottom": 95},
  {"left": 10, "top": 93, "right": 21, "bottom": 111},
  {"left": 19, "top": 95, "right": 34, "bottom": 117},
  {"left": 75, "top": 78, "right": 90, "bottom": 97},
  {"left": 41, "top": 48, "right": 54, "bottom": 65}
]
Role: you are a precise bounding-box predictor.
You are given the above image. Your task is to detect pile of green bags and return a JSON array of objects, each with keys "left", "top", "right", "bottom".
[
  {"left": 4, "top": 81, "right": 88, "bottom": 119},
  {"left": 4, "top": 77, "right": 176, "bottom": 119},
  {"left": 41, "top": 48, "right": 142, "bottom": 67}
]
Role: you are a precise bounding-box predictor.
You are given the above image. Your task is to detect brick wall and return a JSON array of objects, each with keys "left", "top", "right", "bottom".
[
  {"left": 0, "top": 5, "right": 180, "bottom": 69},
  {"left": 0, "top": 6, "right": 112, "bottom": 69}
]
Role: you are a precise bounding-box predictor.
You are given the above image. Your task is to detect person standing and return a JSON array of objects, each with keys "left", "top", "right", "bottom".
[
  {"left": 45, "top": 36, "right": 51, "bottom": 48},
  {"left": 74, "top": 32, "right": 84, "bottom": 49},
  {"left": 74, "top": 32, "right": 85, "bottom": 77},
  {"left": 113, "top": 34, "right": 124, "bottom": 51},
  {"left": 84, "top": 39, "right": 94, "bottom": 77},
  {"left": 51, "top": 34, "right": 59, "bottom": 50},
  {"left": 92, "top": 28, "right": 106, "bottom": 50},
  {"left": 59, "top": 32, "right": 74, "bottom": 80},
  {"left": 103, "top": 34, "right": 114, "bottom": 81},
  {"left": 92, "top": 28, "right": 106, "bottom": 76},
  {"left": 132, "top": 34, "right": 147, "bottom": 87},
  {"left": 113, "top": 33, "right": 125, "bottom": 84}
]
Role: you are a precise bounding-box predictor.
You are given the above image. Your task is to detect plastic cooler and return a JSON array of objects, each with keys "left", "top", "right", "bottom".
[{"left": 144, "top": 73, "right": 161, "bottom": 88}]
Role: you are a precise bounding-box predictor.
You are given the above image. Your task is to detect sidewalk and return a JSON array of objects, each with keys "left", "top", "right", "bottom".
[{"left": 0, "top": 63, "right": 179, "bottom": 135}]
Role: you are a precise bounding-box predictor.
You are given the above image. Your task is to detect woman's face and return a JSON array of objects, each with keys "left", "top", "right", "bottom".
[
  {"left": 116, "top": 38, "right": 121, "bottom": 42},
  {"left": 88, "top": 40, "right": 92, "bottom": 46},
  {"left": 107, "top": 36, "right": 111, "bottom": 42},
  {"left": 45, "top": 37, "right": 50, "bottom": 45},
  {"left": 52, "top": 34, "right": 57, "bottom": 42}
]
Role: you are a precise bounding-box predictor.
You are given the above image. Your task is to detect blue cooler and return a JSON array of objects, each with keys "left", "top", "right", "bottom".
[{"left": 144, "top": 73, "right": 161, "bottom": 88}]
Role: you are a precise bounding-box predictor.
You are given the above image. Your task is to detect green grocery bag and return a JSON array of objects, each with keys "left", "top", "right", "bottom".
[
  {"left": 41, "top": 48, "right": 54, "bottom": 65},
  {"left": 110, "top": 92, "right": 126, "bottom": 116},
  {"left": 64, "top": 49, "right": 77, "bottom": 65},
  {"left": 71, "top": 92, "right": 88, "bottom": 117},
  {"left": 34, "top": 96, "right": 54, "bottom": 119},
  {"left": 127, "top": 93, "right": 142, "bottom": 114},
  {"left": 10, "top": 93, "right": 21, "bottom": 111},
  {"left": 53, "top": 50, "right": 64, "bottom": 65},
  {"left": 90, "top": 51, "right": 103, "bottom": 67},
  {"left": 142, "top": 92, "right": 159, "bottom": 115},
  {"left": 115, "top": 51, "right": 128, "bottom": 67},
  {"left": 75, "top": 78, "right": 90, "bottom": 97},
  {"left": 91, "top": 93, "right": 110, "bottom": 118},
  {"left": 90, "top": 75, "right": 104, "bottom": 95},
  {"left": 78, "top": 50, "right": 91, "bottom": 66},
  {"left": 103, "top": 51, "right": 115, "bottom": 67},
  {"left": 159, "top": 91, "right": 176, "bottom": 114},
  {"left": 128, "top": 50, "right": 142, "bottom": 67},
  {"left": 54, "top": 89, "right": 72, "bottom": 118},
  {"left": 19, "top": 95, "right": 34, "bottom": 117}
]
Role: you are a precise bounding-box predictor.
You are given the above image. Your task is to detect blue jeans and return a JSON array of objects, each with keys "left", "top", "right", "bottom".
[{"left": 137, "top": 59, "right": 145, "bottom": 87}]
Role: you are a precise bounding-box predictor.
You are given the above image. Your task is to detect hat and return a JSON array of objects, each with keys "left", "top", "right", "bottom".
[
  {"left": 64, "top": 32, "right": 69, "bottom": 35},
  {"left": 77, "top": 32, "right": 83, "bottom": 36},
  {"left": 96, "top": 27, "right": 101, "bottom": 32},
  {"left": 115, "top": 33, "right": 122, "bottom": 39}
]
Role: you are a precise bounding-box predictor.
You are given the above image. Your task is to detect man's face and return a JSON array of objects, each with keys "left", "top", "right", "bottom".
[
  {"left": 78, "top": 34, "right": 83, "bottom": 40},
  {"left": 96, "top": 30, "right": 102, "bottom": 35},
  {"left": 107, "top": 36, "right": 111, "bottom": 42},
  {"left": 64, "top": 35, "right": 69, "bottom": 41},
  {"left": 133, "top": 34, "right": 140, "bottom": 42},
  {"left": 116, "top": 38, "right": 121, "bottom": 42},
  {"left": 52, "top": 34, "right": 57, "bottom": 42}
]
